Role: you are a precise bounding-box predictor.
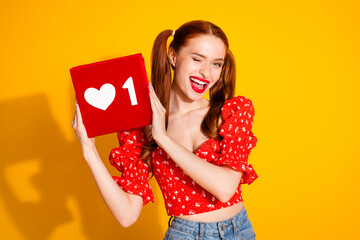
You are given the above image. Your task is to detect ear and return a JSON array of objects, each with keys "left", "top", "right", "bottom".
[{"left": 168, "top": 47, "right": 177, "bottom": 67}]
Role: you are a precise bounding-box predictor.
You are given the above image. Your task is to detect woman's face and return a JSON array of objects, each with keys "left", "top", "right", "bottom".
[{"left": 169, "top": 34, "right": 226, "bottom": 101}]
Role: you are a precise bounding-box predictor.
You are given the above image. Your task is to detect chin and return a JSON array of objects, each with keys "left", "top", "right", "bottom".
[{"left": 186, "top": 89, "right": 208, "bottom": 101}]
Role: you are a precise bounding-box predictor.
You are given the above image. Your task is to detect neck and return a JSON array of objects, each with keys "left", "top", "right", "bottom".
[{"left": 169, "top": 84, "right": 207, "bottom": 115}]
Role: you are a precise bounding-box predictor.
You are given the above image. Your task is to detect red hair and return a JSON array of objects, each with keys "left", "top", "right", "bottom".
[{"left": 141, "top": 20, "right": 236, "bottom": 173}]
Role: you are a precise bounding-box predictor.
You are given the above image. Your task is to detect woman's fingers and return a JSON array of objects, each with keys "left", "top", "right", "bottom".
[
  {"left": 148, "top": 82, "right": 156, "bottom": 110},
  {"left": 71, "top": 98, "right": 77, "bottom": 129},
  {"left": 71, "top": 97, "right": 85, "bottom": 134},
  {"left": 75, "top": 102, "right": 81, "bottom": 125},
  {"left": 71, "top": 97, "right": 95, "bottom": 149},
  {"left": 71, "top": 110, "right": 76, "bottom": 128},
  {"left": 149, "top": 82, "right": 165, "bottom": 113},
  {"left": 75, "top": 98, "right": 84, "bottom": 125},
  {"left": 148, "top": 82, "right": 167, "bottom": 141}
]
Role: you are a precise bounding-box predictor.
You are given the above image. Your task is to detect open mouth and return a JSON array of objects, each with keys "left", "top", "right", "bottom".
[{"left": 189, "top": 76, "right": 210, "bottom": 93}]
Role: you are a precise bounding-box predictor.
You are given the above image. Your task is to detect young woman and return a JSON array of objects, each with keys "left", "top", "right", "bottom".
[{"left": 72, "top": 20, "right": 258, "bottom": 240}]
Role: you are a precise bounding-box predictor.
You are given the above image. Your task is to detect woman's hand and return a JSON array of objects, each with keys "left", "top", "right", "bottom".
[
  {"left": 148, "top": 82, "right": 167, "bottom": 144},
  {"left": 71, "top": 98, "right": 95, "bottom": 153}
]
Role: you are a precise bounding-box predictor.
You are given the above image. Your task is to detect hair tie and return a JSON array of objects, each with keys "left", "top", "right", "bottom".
[{"left": 172, "top": 30, "right": 175, "bottom": 37}]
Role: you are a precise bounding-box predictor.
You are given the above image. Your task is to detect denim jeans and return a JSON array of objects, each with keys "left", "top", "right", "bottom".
[{"left": 163, "top": 207, "right": 256, "bottom": 240}]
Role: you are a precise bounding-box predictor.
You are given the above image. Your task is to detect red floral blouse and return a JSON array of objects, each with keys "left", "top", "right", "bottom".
[{"left": 109, "top": 96, "right": 258, "bottom": 216}]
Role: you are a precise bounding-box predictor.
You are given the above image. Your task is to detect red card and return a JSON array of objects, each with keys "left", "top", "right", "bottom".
[{"left": 70, "top": 53, "right": 151, "bottom": 138}]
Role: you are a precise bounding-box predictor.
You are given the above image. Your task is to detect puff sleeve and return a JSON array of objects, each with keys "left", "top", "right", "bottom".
[
  {"left": 212, "top": 96, "right": 258, "bottom": 185},
  {"left": 109, "top": 127, "right": 154, "bottom": 205}
]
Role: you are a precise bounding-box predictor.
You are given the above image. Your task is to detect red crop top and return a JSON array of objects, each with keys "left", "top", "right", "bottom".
[{"left": 109, "top": 96, "right": 258, "bottom": 216}]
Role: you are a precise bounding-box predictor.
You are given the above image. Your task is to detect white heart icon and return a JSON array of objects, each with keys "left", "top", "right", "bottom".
[{"left": 84, "top": 83, "right": 116, "bottom": 110}]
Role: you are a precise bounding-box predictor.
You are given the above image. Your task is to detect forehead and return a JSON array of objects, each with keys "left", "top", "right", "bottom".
[{"left": 179, "top": 35, "right": 226, "bottom": 59}]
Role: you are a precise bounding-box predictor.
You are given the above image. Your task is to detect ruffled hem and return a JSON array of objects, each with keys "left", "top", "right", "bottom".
[
  {"left": 112, "top": 176, "right": 155, "bottom": 205},
  {"left": 109, "top": 128, "right": 154, "bottom": 205},
  {"left": 213, "top": 96, "right": 258, "bottom": 184},
  {"left": 239, "top": 163, "right": 258, "bottom": 184},
  {"left": 212, "top": 155, "right": 258, "bottom": 185}
]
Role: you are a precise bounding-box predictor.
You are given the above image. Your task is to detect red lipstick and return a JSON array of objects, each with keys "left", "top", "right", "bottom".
[{"left": 189, "top": 76, "right": 210, "bottom": 93}]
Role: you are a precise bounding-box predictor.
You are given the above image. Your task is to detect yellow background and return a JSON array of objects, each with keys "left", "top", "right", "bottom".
[{"left": 1, "top": 0, "right": 359, "bottom": 239}]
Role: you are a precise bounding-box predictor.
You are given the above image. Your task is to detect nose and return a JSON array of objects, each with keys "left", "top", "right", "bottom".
[{"left": 199, "top": 63, "right": 210, "bottom": 79}]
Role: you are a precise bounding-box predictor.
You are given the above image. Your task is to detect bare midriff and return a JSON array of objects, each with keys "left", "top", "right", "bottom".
[{"left": 175, "top": 201, "right": 244, "bottom": 223}]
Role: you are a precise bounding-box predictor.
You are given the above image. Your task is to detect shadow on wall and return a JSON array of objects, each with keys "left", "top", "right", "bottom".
[{"left": 0, "top": 93, "right": 162, "bottom": 239}]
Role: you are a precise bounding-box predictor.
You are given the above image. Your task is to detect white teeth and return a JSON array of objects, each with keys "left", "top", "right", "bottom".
[{"left": 190, "top": 77, "right": 208, "bottom": 85}]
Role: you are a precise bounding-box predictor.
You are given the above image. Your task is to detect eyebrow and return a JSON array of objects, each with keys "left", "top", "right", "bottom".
[{"left": 191, "top": 52, "right": 224, "bottom": 62}]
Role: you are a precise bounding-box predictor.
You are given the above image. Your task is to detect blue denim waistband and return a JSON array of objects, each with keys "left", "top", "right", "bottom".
[{"left": 169, "top": 207, "right": 248, "bottom": 237}]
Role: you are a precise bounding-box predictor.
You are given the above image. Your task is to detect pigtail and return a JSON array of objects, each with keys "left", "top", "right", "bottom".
[
  {"left": 151, "top": 29, "right": 173, "bottom": 128},
  {"left": 221, "top": 49, "right": 236, "bottom": 100},
  {"left": 140, "top": 30, "right": 173, "bottom": 173}
]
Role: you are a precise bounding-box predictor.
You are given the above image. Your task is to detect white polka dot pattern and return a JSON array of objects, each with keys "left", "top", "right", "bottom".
[
  {"left": 108, "top": 96, "right": 258, "bottom": 215},
  {"left": 109, "top": 128, "right": 154, "bottom": 205},
  {"left": 152, "top": 96, "right": 258, "bottom": 216}
]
